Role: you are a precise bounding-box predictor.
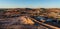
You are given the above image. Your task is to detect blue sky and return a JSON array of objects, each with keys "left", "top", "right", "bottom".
[{"left": 0, "top": 0, "right": 60, "bottom": 8}]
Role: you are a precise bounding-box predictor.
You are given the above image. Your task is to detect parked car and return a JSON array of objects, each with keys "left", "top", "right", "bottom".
[
  {"left": 46, "top": 18, "right": 53, "bottom": 22},
  {"left": 31, "top": 16, "right": 46, "bottom": 22},
  {"left": 45, "top": 18, "right": 57, "bottom": 24}
]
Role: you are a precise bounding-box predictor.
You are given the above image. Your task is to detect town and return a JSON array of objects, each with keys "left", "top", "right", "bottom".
[{"left": 0, "top": 8, "right": 60, "bottom": 29}]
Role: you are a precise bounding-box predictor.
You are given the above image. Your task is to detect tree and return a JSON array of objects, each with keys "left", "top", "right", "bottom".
[
  {"left": 26, "top": 8, "right": 32, "bottom": 10},
  {"left": 40, "top": 8, "right": 47, "bottom": 13}
]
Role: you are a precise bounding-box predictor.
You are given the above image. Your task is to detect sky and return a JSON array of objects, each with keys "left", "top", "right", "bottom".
[{"left": 0, "top": 0, "right": 60, "bottom": 8}]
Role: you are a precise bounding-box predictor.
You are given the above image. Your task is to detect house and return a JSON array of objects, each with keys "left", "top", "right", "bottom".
[{"left": 47, "top": 9, "right": 60, "bottom": 19}]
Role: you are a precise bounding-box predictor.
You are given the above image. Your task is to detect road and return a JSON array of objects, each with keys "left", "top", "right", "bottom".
[
  {"left": 0, "top": 16, "right": 60, "bottom": 29},
  {"left": 30, "top": 17, "right": 60, "bottom": 29}
]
